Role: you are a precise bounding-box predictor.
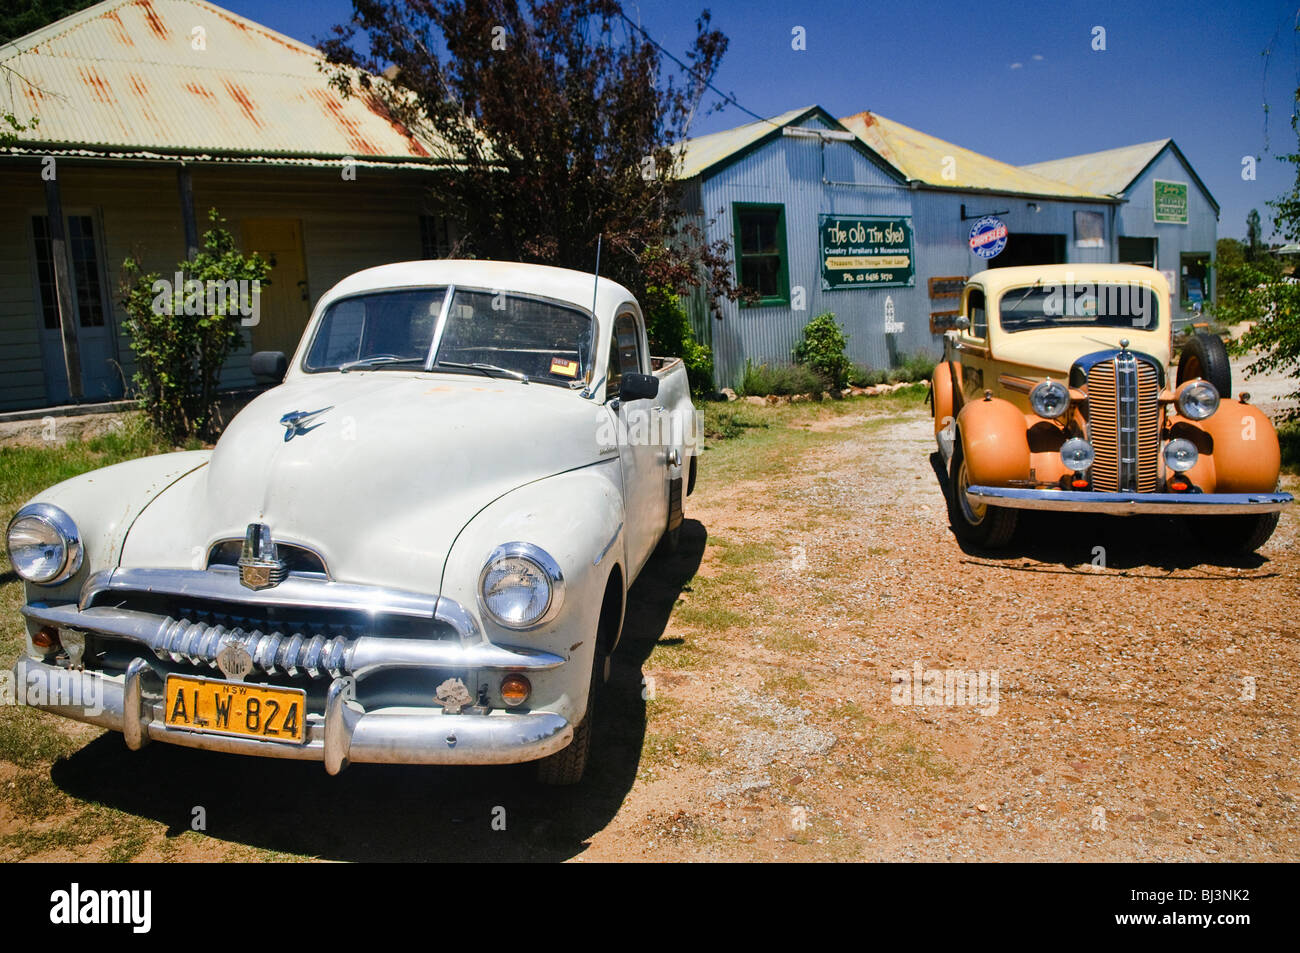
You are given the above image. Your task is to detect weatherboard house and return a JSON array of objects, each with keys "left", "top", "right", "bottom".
[{"left": 0, "top": 0, "right": 458, "bottom": 412}]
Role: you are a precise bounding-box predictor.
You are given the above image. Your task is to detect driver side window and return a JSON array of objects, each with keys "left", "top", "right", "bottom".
[
  {"left": 966, "top": 288, "right": 987, "bottom": 339},
  {"left": 606, "top": 313, "right": 643, "bottom": 399}
]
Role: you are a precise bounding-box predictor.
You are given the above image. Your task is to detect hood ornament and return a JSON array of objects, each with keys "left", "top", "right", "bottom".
[
  {"left": 280, "top": 406, "right": 332, "bottom": 442},
  {"left": 237, "top": 522, "right": 287, "bottom": 590}
]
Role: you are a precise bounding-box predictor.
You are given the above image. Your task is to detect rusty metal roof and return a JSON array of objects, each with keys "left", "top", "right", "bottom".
[
  {"left": 675, "top": 105, "right": 819, "bottom": 179},
  {"left": 839, "top": 110, "right": 1113, "bottom": 201},
  {"left": 1021, "top": 139, "right": 1219, "bottom": 213},
  {"left": 0, "top": 0, "right": 449, "bottom": 165}
]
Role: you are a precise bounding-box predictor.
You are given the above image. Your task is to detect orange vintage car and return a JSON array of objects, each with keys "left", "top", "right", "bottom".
[{"left": 931, "top": 264, "right": 1292, "bottom": 551}]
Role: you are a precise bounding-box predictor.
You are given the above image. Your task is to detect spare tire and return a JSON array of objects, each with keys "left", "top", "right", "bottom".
[{"left": 1177, "top": 332, "right": 1232, "bottom": 399}]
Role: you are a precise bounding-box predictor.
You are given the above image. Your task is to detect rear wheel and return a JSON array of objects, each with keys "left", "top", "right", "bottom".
[
  {"left": 947, "top": 439, "right": 1018, "bottom": 548},
  {"left": 1188, "top": 512, "right": 1280, "bottom": 554},
  {"left": 1178, "top": 332, "right": 1232, "bottom": 399}
]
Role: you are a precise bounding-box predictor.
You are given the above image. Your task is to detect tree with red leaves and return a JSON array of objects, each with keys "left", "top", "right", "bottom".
[{"left": 319, "top": 0, "right": 738, "bottom": 316}]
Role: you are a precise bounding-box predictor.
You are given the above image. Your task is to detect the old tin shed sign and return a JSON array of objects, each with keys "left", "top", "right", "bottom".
[{"left": 819, "top": 214, "right": 915, "bottom": 289}]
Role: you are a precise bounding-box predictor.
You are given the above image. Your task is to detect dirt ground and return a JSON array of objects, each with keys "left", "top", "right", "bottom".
[{"left": 1, "top": 390, "right": 1297, "bottom": 862}]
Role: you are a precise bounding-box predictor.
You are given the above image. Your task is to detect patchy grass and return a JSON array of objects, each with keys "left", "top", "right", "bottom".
[
  {"left": 1280, "top": 421, "right": 1300, "bottom": 475},
  {"left": 0, "top": 709, "right": 86, "bottom": 768}
]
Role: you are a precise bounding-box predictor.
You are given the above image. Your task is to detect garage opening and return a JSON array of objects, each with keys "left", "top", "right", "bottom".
[{"left": 988, "top": 233, "right": 1066, "bottom": 268}]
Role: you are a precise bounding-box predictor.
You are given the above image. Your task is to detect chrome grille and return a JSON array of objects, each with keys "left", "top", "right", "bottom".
[{"left": 1087, "top": 357, "right": 1160, "bottom": 492}]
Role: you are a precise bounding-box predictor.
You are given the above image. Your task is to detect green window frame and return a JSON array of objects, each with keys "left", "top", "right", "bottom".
[{"left": 732, "top": 202, "right": 790, "bottom": 306}]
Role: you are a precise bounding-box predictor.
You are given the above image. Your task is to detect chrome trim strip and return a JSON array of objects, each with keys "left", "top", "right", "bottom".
[
  {"left": 13, "top": 658, "right": 573, "bottom": 769},
  {"left": 81, "top": 568, "right": 446, "bottom": 624},
  {"left": 123, "top": 657, "right": 150, "bottom": 750},
  {"left": 1114, "top": 352, "right": 1139, "bottom": 491},
  {"left": 425, "top": 282, "right": 456, "bottom": 372},
  {"left": 967, "top": 486, "right": 1293, "bottom": 515},
  {"left": 593, "top": 522, "right": 623, "bottom": 566},
  {"left": 20, "top": 603, "right": 566, "bottom": 677}
]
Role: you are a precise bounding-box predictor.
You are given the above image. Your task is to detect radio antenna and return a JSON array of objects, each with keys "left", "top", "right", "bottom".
[{"left": 590, "top": 234, "right": 602, "bottom": 316}]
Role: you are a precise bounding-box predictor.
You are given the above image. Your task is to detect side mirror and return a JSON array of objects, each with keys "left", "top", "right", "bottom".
[
  {"left": 955, "top": 316, "right": 971, "bottom": 331},
  {"left": 619, "top": 372, "right": 659, "bottom": 402},
  {"left": 251, "top": 351, "right": 288, "bottom": 384}
]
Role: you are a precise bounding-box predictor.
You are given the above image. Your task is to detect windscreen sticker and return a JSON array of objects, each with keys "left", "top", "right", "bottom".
[{"left": 550, "top": 357, "right": 579, "bottom": 378}]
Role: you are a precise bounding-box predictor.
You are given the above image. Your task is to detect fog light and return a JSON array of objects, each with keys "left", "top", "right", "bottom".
[
  {"left": 32, "top": 626, "right": 60, "bottom": 650},
  {"left": 1163, "top": 438, "right": 1198, "bottom": 473},
  {"left": 500, "top": 674, "right": 531, "bottom": 708},
  {"left": 1060, "top": 437, "right": 1095, "bottom": 472}
]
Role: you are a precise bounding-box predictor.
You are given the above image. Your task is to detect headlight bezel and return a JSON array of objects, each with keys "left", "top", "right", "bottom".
[
  {"left": 477, "top": 541, "right": 565, "bottom": 630},
  {"left": 6, "top": 502, "right": 83, "bottom": 586},
  {"left": 1030, "top": 378, "right": 1071, "bottom": 419},
  {"left": 1175, "top": 379, "right": 1220, "bottom": 421}
]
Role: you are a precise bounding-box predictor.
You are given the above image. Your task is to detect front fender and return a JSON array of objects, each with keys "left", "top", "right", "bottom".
[
  {"left": 955, "top": 397, "right": 1031, "bottom": 485},
  {"left": 438, "top": 461, "right": 625, "bottom": 723},
  {"left": 1174, "top": 400, "right": 1282, "bottom": 493},
  {"left": 16, "top": 451, "right": 211, "bottom": 606}
]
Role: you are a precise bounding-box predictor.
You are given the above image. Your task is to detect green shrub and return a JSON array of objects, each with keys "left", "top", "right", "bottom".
[
  {"left": 738, "top": 360, "right": 824, "bottom": 397},
  {"left": 895, "top": 352, "right": 937, "bottom": 384},
  {"left": 793, "top": 312, "right": 851, "bottom": 390},
  {"left": 120, "top": 209, "right": 270, "bottom": 443},
  {"left": 848, "top": 364, "right": 887, "bottom": 387},
  {"left": 643, "top": 286, "right": 715, "bottom": 395},
  {"left": 1280, "top": 421, "right": 1300, "bottom": 475}
]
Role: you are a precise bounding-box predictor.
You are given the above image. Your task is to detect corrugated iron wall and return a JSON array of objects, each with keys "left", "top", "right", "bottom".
[{"left": 689, "top": 127, "right": 1123, "bottom": 389}]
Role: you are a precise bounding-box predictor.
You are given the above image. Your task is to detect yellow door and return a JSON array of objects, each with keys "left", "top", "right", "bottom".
[{"left": 241, "top": 218, "right": 311, "bottom": 356}]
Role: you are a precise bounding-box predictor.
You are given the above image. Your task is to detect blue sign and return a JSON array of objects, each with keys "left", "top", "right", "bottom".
[{"left": 968, "top": 216, "right": 1008, "bottom": 259}]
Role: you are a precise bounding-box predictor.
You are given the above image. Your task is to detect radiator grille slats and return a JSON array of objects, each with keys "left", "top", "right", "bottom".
[{"left": 1087, "top": 358, "right": 1160, "bottom": 492}]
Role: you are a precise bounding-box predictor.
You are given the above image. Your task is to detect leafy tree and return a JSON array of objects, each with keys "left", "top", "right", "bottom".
[
  {"left": 318, "top": 0, "right": 737, "bottom": 313},
  {"left": 793, "top": 312, "right": 851, "bottom": 391},
  {"left": 120, "top": 210, "right": 270, "bottom": 443},
  {"left": 642, "top": 286, "right": 713, "bottom": 395}
]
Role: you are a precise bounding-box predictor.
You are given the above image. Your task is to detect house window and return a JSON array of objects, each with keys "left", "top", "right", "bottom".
[
  {"left": 733, "top": 203, "right": 789, "bottom": 305},
  {"left": 31, "top": 214, "right": 106, "bottom": 329},
  {"left": 420, "top": 214, "right": 453, "bottom": 259}
]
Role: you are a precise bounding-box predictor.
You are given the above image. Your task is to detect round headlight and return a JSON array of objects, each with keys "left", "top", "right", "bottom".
[
  {"left": 478, "top": 542, "right": 564, "bottom": 629},
  {"left": 1059, "top": 437, "right": 1095, "bottom": 472},
  {"left": 6, "top": 503, "right": 82, "bottom": 585},
  {"left": 1163, "top": 438, "right": 1199, "bottom": 473},
  {"left": 1176, "top": 380, "right": 1219, "bottom": 421},
  {"left": 1030, "top": 379, "right": 1070, "bottom": 419}
]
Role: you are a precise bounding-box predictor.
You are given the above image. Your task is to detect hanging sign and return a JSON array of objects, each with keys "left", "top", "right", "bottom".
[{"left": 968, "top": 216, "right": 1008, "bottom": 259}]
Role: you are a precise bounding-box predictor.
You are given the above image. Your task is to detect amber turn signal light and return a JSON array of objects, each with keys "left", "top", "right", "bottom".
[
  {"left": 1170, "top": 480, "right": 1190, "bottom": 492},
  {"left": 500, "top": 674, "right": 531, "bottom": 708},
  {"left": 32, "top": 626, "right": 60, "bottom": 650},
  {"left": 1071, "top": 477, "right": 1089, "bottom": 489}
]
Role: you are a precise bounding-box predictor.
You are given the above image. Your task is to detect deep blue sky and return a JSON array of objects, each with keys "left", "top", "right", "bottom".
[{"left": 226, "top": 0, "right": 1300, "bottom": 241}]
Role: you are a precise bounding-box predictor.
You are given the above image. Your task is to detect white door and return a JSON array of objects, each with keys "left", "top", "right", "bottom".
[
  {"left": 32, "top": 212, "right": 121, "bottom": 403},
  {"left": 607, "top": 311, "right": 667, "bottom": 575}
]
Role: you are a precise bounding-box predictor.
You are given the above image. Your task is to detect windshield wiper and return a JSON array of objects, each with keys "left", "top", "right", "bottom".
[
  {"left": 338, "top": 356, "right": 426, "bottom": 373},
  {"left": 438, "top": 360, "right": 529, "bottom": 383}
]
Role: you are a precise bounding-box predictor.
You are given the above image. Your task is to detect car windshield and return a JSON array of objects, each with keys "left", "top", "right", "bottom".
[
  {"left": 304, "top": 287, "right": 595, "bottom": 385},
  {"left": 305, "top": 288, "right": 447, "bottom": 371},
  {"left": 998, "top": 283, "right": 1160, "bottom": 333},
  {"left": 433, "top": 290, "right": 593, "bottom": 385}
]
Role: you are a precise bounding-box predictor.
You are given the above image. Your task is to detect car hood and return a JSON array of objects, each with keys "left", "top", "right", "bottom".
[{"left": 121, "top": 372, "right": 609, "bottom": 594}]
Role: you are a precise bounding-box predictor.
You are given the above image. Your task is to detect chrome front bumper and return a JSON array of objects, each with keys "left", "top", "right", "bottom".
[
  {"left": 967, "top": 486, "right": 1294, "bottom": 516},
  {"left": 12, "top": 656, "right": 574, "bottom": 772}
]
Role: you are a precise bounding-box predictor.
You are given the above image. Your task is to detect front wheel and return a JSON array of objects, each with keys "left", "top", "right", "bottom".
[
  {"left": 1187, "top": 512, "right": 1280, "bottom": 554},
  {"left": 947, "top": 439, "right": 1018, "bottom": 548},
  {"left": 536, "top": 630, "right": 603, "bottom": 785}
]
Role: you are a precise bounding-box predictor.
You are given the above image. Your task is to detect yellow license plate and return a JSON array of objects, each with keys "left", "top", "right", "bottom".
[{"left": 163, "top": 674, "right": 307, "bottom": 744}]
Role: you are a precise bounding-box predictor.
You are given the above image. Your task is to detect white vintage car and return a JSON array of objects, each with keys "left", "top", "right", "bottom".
[{"left": 7, "top": 260, "right": 699, "bottom": 784}]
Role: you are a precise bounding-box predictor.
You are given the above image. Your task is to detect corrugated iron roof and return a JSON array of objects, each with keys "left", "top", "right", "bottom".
[
  {"left": 0, "top": 0, "right": 450, "bottom": 164},
  {"left": 674, "top": 105, "right": 817, "bottom": 179},
  {"left": 839, "top": 110, "right": 1112, "bottom": 201},
  {"left": 1020, "top": 140, "right": 1171, "bottom": 196}
]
